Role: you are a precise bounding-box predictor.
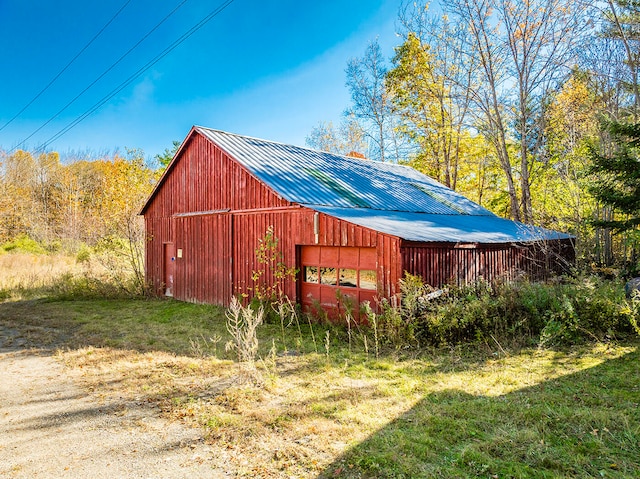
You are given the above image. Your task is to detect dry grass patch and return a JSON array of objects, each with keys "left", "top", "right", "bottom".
[
  {"left": 58, "top": 347, "right": 418, "bottom": 477},
  {"left": 0, "top": 252, "right": 80, "bottom": 298}
]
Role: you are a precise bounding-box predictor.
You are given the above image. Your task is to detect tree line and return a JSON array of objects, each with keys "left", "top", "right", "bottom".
[
  {"left": 307, "top": 0, "right": 640, "bottom": 275},
  {"left": 0, "top": 148, "right": 157, "bottom": 250}
]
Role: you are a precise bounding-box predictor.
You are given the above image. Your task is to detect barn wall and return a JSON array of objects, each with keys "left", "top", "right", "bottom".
[
  {"left": 143, "top": 132, "right": 292, "bottom": 297},
  {"left": 401, "top": 238, "right": 575, "bottom": 288}
]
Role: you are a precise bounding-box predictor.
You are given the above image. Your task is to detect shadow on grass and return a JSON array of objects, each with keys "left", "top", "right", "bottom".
[
  {"left": 0, "top": 298, "right": 229, "bottom": 356},
  {"left": 318, "top": 346, "right": 640, "bottom": 478}
]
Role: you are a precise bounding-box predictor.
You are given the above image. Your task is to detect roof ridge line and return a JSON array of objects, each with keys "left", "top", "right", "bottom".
[{"left": 305, "top": 204, "right": 496, "bottom": 217}]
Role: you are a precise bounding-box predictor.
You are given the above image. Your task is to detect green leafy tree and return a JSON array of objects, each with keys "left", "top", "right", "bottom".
[
  {"left": 388, "top": 33, "right": 457, "bottom": 186},
  {"left": 391, "top": 8, "right": 473, "bottom": 189},
  {"left": 536, "top": 72, "right": 601, "bottom": 237}
]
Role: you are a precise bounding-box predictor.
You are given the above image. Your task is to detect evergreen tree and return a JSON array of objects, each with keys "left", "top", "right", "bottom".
[
  {"left": 589, "top": 120, "right": 640, "bottom": 232},
  {"left": 154, "top": 140, "right": 181, "bottom": 169}
]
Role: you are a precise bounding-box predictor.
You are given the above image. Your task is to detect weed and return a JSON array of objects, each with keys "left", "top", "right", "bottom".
[
  {"left": 305, "top": 309, "right": 319, "bottom": 353},
  {"left": 626, "top": 291, "right": 640, "bottom": 336},
  {"left": 324, "top": 330, "right": 331, "bottom": 361},
  {"left": 250, "top": 226, "right": 298, "bottom": 307},
  {"left": 225, "top": 297, "right": 264, "bottom": 384},
  {"left": 362, "top": 301, "right": 380, "bottom": 359},
  {"left": 190, "top": 333, "right": 222, "bottom": 358}
]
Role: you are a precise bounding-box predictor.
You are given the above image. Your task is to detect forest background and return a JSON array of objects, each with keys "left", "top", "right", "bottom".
[{"left": 1, "top": 0, "right": 639, "bottom": 280}]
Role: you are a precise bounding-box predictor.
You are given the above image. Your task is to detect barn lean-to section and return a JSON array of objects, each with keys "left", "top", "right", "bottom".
[{"left": 141, "top": 127, "right": 574, "bottom": 315}]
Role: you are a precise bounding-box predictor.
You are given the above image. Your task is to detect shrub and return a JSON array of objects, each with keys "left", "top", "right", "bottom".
[
  {"left": 49, "top": 272, "right": 141, "bottom": 300},
  {"left": 75, "top": 244, "right": 92, "bottom": 263},
  {"left": 1, "top": 234, "right": 47, "bottom": 254},
  {"left": 628, "top": 292, "right": 640, "bottom": 336},
  {"left": 370, "top": 273, "right": 638, "bottom": 348}
]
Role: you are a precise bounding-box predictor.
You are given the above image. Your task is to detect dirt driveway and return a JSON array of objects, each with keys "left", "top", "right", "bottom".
[{"left": 0, "top": 329, "right": 229, "bottom": 478}]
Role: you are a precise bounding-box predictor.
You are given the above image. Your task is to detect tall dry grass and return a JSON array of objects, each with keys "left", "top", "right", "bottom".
[
  {"left": 0, "top": 253, "right": 79, "bottom": 291},
  {"left": 0, "top": 251, "right": 140, "bottom": 301}
]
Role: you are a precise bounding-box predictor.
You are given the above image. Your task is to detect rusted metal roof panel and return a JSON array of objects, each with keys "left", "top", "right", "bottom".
[{"left": 196, "top": 127, "right": 493, "bottom": 216}]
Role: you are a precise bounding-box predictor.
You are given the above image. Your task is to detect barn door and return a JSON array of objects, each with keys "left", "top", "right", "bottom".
[
  {"left": 163, "top": 242, "right": 176, "bottom": 296},
  {"left": 299, "top": 246, "right": 378, "bottom": 320}
]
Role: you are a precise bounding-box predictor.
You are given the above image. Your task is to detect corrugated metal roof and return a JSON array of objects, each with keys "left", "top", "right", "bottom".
[
  {"left": 197, "top": 127, "right": 492, "bottom": 216},
  {"left": 195, "top": 127, "right": 573, "bottom": 243},
  {"left": 311, "top": 206, "right": 573, "bottom": 243}
]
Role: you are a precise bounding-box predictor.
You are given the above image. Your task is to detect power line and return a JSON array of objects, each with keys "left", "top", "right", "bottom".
[
  {"left": 0, "top": 0, "right": 132, "bottom": 133},
  {"left": 12, "top": 0, "right": 191, "bottom": 152},
  {"left": 34, "top": 0, "right": 237, "bottom": 152}
]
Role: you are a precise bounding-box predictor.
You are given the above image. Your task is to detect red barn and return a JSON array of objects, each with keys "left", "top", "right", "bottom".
[{"left": 141, "top": 127, "right": 574, "bottom": 313}]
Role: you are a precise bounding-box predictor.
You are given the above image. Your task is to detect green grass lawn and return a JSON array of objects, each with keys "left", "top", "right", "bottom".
[{"left": 1, "top": 297, "right": 638, "bottom": 478}]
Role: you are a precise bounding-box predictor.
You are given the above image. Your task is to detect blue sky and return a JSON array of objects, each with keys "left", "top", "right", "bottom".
[{"left": 0, "top": 0, "right": 404, "bottom": 161}]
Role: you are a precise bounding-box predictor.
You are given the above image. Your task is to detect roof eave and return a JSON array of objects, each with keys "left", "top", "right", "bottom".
[{"left": 139, "top": 126, "right": 199, "bottom": 216}]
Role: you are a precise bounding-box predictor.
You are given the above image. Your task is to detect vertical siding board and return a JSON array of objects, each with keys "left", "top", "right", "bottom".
[{"left": 398, "top": 241, "right": 570, "bottom": 289}]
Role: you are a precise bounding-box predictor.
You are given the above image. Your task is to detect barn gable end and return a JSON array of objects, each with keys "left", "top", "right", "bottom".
[{"left": 142, "top": 128, "right": 399, "bottom": 307}]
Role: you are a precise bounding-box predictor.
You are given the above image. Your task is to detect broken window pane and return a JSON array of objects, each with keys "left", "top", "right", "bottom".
[
  {"left": 304, "top": 266, "right": 318, "bottom": 283},
  {"left": 339, "top": 268, "right": 357, "bottom": 288},
  {"left": 359, "top": 270, "right": 377, "bottom": 290}
]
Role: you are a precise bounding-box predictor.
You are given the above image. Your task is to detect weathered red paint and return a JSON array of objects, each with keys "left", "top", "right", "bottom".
[{"left": 142, "top": 128, "right": 574, "bottom": 312}]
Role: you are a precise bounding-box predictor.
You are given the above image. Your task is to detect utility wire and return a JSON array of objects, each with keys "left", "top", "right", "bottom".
[
  {"left": 34, "top": 0, "right": 236, "bottom": 152},
  {"left": 0, "top": 0, "right": 132, "bottom": 133},
  {"left": 12, "top": 0, "right": 190, "bottom": 152}
]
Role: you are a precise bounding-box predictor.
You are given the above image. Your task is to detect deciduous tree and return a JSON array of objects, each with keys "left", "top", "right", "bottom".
[{"left": 345, "top": 40, "right": 404, "bottom": 162}]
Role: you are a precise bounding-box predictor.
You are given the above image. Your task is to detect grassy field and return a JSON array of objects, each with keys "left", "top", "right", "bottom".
[
  {"left": 1, "top": 295, "right": 638, "bottom": 478},
  {"left": 0, "top": 250, "right": 638, "bottom": 477}
]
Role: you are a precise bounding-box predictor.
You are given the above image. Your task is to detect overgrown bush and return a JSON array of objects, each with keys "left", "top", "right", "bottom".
[
  {"left": 49, "top": 272, "right": 143, "bottom": 300},
  {"left": 628, "top": 292, "right": 640, "bottom": 336},
  {"left": 1, "top": 234, "right": 48, "bottom": 254},
  {"left": 367, "top": 273, "right": 639, "bottom": 348}
]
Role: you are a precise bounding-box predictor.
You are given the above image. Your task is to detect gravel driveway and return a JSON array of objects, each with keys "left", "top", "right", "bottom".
[{"left": 0, "top": 332, "right": 228, "bottom": 478}]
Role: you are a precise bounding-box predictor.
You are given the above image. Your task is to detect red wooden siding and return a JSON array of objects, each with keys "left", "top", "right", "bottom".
[
  {"left": 232, "top": 208, "right": 301, "bottom": 300},
  {"left": 401, "top": 238, "right": 575, "bottom": 287},
  {"left": 143, "top": 133, "right": 289, "bottom": 218},
  {"left": 173, "top": 214, "right": 232, "bottom": 304}
]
